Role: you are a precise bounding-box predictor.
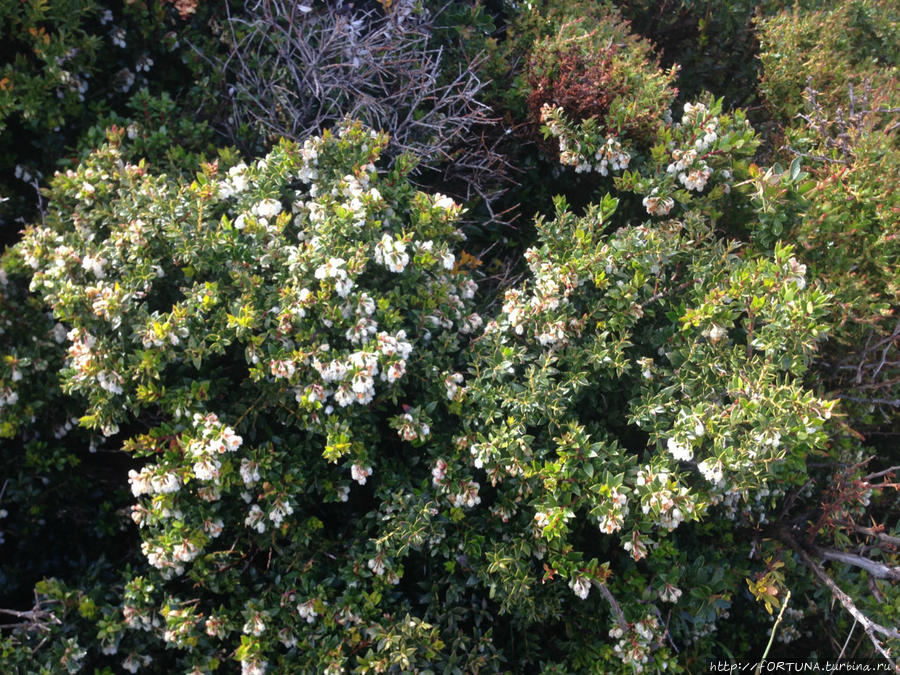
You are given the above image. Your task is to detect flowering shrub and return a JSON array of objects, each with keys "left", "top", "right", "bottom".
[
  {"left": 450, "top": 197, "right": 834, "bottom": 668},
  {"left": 539, "top": 104, "right": 633, "bottom": 176},
  {"left": 543, "top": 96, "right": 758, "bottom": 225},
  {"left": 617, "top": 97, "right": 758, "bottom": 220},
  {"left": 7, "top": 111, "right": 848, "bottom": 668},
  {"left": 3, "top": 4, "right": 900, "bottom": 668},
  {"left": 10, "top": 121, "right": 502, "bottom": 672}
]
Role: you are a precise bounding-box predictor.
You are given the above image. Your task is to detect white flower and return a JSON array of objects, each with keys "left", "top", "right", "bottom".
[
  {"left": 693, "top": 420, "right": 705, "bottom": 438},
  {"left": 315, "top": 257, "right": 346, "bottom": 280},
  {"left": 222, "top": 426, "right": 242, "bottom": 451},
  {"left": 268, "top": 498, "right": 294, "bottom": 526},
  {"left": 787, "top": 257, "right": 807, "bottom": 289},
  {"left": 297, "top": 600, "right": 318, "bottom": 624},
  {"left": 679, "top": 166, "right": 711, "bottom": 192},
  {"left": 642, "top": 191, "right": 675, "bottom": 217},
  {"left": 122, "top": 655, "right": 140, "bottom": 673},
  {"left": 334, "top": 384, "right": 354, "bottom": 407},
  {"left": 444, "top": 372, "right": 464, "bottom": 400},
  {"left": 569, "top": 575, "right": 591, "bottom": 600},
  {"left": 253, "top": 198, "right": 282, "bottom": 219},
  {"left": 383, "top": 360, "right": 407, "bottom": 384},
  {"left": 135, "top": 54, "right": 153, "bottom": 72},
  {"left": 193, "top": 456, "right": 221, "bottom": 481},
  {"left": 243, "top": 612, "right": 266, "bottom": 636},
  {"left": 335, "top": 276, "right": 355, "bottom": 298},
  {"left": 81, "top": 254, "right": 106, "bottom": 279},
  {"left": 707, "top": 324, "right": 727, "bottom": 344},
  {"left": 240, "top": 459, "right": 261, "bottom": 486},
  {"left": 245, "top": 504, "right": 266, "bottom": 533},
  {"left": 431, "top": 459, "right": 448, "bottom": 486},
  {"left": 450, "top": 481, "right": 480, "bottom": 508},
  {"left": 660, "top": 584, "right": 682, "bottom": 603},
  {"left": 204, "top": 519, "right": 224, "bottom": 538},
  {"left": 698, "top": 459, "right": 725, "bottom": 485},
  {"left": 367, "top": 556, "right": 385, "bottom": 575},
  {"left": 433, "top": 194, "right": 457, "bottom": 211},
  {"left": 114, "top": 67, "right": 135, "bottom": 92},
  {"left": 278, "top": 628, "right": 297, "bottom": 648},
  {"left": 374, "top": 234, "right": 409, "bottom": 273},
  {"left": 241, "top": 659, "right": 267, "bottom": 675},
  {"left": 350, "top": 463, "right": 372, "bottom": 485},
  {"left": 0, "top": 388, "right": 18, "bottom": 407},
  {"left": 270, "top": 359, "right": 295, "bottom": 379},
  {"left": 666, "top": 437, "right": 693, "bottom": 462},
  {"left": 110, "top": 26, "right": 127, "bottom": 47}
]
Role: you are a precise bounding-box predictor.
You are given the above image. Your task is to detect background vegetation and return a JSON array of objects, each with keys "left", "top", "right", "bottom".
[{"left": 1, "top": 0, "right": 898, "bottom": 672}]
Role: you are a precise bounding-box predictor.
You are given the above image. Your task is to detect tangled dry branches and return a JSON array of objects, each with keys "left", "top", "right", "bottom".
[{"left": 217, "top": 0, "right": 510, "bottom": 213}]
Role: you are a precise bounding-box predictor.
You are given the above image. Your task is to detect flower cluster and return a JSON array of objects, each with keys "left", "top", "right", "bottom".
[
  {"left": 540, "top": 103, "right": 631, "bottom": 175},
  {"left": 616, "top": 97, "right": 758, "bottom": 217},
  {"left": 609, "top": 614, "right": 663, "bottom": 673}
]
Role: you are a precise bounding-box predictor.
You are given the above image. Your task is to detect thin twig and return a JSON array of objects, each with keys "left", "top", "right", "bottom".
[
  {"left": 755, "top": 590, "right": 792, "bottom": 675},
  {"left": 838, "top": 619, "right": 857, "bottom": 661}
]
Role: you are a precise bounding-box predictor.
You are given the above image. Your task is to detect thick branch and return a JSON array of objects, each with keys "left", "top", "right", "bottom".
[
  {"left": 784, "top": 531, "right": 899, "bottom": 670},
  {"left": 597, "top": 583, "right": 628, "bottom": 631},
  {"left": 864, "top": 466, "right": 900, "bottom": 482},
  {"left": 816, "top": 547, "right": 900, "bottom": 581},
  {"left": 846, "top": 524, "right": 900, "bottom": 548}
]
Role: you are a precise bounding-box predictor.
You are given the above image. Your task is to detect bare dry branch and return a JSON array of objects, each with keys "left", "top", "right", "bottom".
[
  {"left": 208, "top": 0, "right": 511, "bottom": 218},
  {"left": 784, "top": 530, "right": 900, "bottom": 670},
  {"left": 815, "top": 547, "right": 900, "bottom": 581},
  {"left": 841, "top": 522, "right": 900, "bottom": 548}
]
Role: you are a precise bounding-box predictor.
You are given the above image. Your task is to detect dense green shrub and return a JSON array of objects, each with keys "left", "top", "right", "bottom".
[
  {"left": 8, "top": 122, "right": 493, "bottom": 672},
  {"left": 508, "top": 88, "right": 900, "bottom": 667},
  {"left": 756, "top": 0, "right": 899, "bottom": 123},
  {"left": 7, "top": 110, "right": 896, "bottom": 671},
  {"left": 2, "top": 1, "right": 899, "bottom": 672},
  {"left": 753, "top": 0, "right": 900, "bottom": 426},
  {"left": 0, "top": 0, "right": 227, "bottom": 235},
  {"left": 456, "top": 197, "right": 837, "bottom": 668}
]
